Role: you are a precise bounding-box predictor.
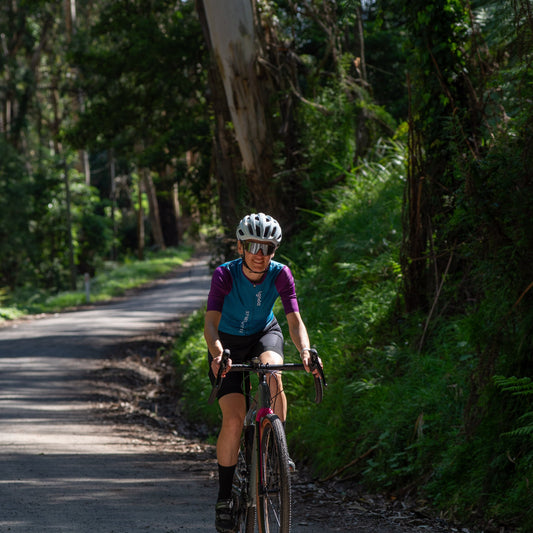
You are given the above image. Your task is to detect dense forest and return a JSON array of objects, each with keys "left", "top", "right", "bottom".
[{"left": 1, "top": 0, "right": 532, "bottom": 531}]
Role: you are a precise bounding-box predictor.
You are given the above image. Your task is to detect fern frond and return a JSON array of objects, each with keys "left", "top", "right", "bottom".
[
  {"left": 493, "top": 375, "right": 533, "bottom": 396},
  {"left": 502, "top": 425, "right": 533, "bottom": 439}
]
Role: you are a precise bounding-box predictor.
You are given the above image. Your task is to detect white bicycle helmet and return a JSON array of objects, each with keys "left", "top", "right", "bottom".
[{"left": 236, "top": 213, "right": 282, "bottom": 246}]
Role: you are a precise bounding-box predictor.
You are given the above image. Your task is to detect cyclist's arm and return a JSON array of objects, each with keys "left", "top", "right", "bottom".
[
  {"left": 286, "top": 311, "right": 323, "bottom": 375},
  {"left": 204, "top": 310, "right": 229, "bottom": 376},
  {"left": 286, "top": 311, "right": 310, "bottom": 365},
  {"left": 286, "top": 311, "right": 309, "bottom": 351}
]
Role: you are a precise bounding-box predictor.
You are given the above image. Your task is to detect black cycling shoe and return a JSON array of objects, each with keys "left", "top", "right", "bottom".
[{"left": 215, "top": 498, "right": 236, "bottom": 533}]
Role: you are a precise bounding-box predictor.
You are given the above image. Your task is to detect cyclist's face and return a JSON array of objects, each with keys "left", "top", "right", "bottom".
[{"left": 238, "top": 239, "right": 275, "bottom": 270}]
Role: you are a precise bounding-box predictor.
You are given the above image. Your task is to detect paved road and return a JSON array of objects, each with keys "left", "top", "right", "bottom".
[{"left": 0, "top": 256, "right": 214, "bottom": 533}]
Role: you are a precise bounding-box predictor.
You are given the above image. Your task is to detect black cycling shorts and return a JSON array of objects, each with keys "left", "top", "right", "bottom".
[{"left": 208, "top": 319, "right": 284, "bottom": 399}]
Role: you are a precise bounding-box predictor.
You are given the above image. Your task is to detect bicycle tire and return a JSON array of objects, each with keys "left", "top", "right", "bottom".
[
  {"left": 234, "top": 426, "right": 256, "bottom": 533},
  {"left": 257, "top": 414, "right": 291, "bottom": 533}
]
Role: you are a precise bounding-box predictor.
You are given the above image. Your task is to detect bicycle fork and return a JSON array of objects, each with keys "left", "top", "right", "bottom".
[
  {"left": 242, "top": 405, "right": 258, "bottom": 510},
  {"left": 255, "top": 378, "right": 274, "bottom": 495},
  {"left": 245, "top": 378, "right": 273, "bottom": 503}
]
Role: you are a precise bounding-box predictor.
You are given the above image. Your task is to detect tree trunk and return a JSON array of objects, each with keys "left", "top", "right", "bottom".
[
  {"left": 196, "top": 0, "right": 247, "bottom": 237},
  {"left": 63, "top": 159, "right": 77, "bottom": 290},
  {"left": 64, "top": 0, "right": 91, "bottom": 185},
  {"left": 134, "top": 141, "right": 165, "bottom": 251},
  {"left": 137, "top": 176, "right": 145, "bottom": 260},
  {"left": 109, "top": 149, "right": 117, "bottom": 261},
  {"left": 140, "top": 167, "right": 166, "bottom": 251},
  {"left": 199, "top": 0, "right": 277, "bottom": 216},
  {"left": 172, "top": 170, "right": 181, "bottom": 246}
]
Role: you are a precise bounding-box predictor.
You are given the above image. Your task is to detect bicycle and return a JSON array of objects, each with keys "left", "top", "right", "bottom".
[{"left": 208, "top": 348, "right": 326, "bottom": 533}]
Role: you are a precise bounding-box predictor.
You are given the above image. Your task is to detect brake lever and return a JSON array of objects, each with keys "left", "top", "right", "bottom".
[
  {"left": 309, "top": 348, "right": 327, "bottom": 388},
  {"left": 308, "top": 348, "right": 326, "bottom": 404}
]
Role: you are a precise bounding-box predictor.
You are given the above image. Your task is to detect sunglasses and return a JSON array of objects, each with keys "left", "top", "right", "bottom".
[{"left": 242, "top": 241, "right": 276, "bottom": 255}]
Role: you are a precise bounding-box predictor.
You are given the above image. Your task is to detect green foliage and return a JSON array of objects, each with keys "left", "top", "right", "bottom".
[
  {"left": 0, "top": 140, "right": 34, "bottom": 288},
  {"left": 396, "top": 1, "right": 533, "bottom": 526},
  {"left": 424, "top": 374, "right": 533, "bottom": 529},
  {"left": 294, "top": 65, "right": 398, "bottom": 205},
  {"left": 283, "top": 142, "right": 444, "bottom": 482},
  {"left": 0, "top": 141, "right": 105, "bottom": 291},
  {"left": 494, "top": 375, "right": 533, "bottom": 398},
  {"left": 68, "top": 0, "right": 209, "bottom": 172},
  {"left": 494, "top": 375, "right": 533, "bottom": 446},
  {"left": 296, "top": 86, "right": 356, "bottom": 192}
]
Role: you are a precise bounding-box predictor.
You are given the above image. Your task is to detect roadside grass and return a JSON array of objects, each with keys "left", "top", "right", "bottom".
[{"left": 0, "top": 246, "right": 193, "bottom": 321}]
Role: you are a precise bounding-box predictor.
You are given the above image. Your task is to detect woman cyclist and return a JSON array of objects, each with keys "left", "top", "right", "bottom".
[{"left": 204, "top": 212, "right": 321, "bottom": 533}]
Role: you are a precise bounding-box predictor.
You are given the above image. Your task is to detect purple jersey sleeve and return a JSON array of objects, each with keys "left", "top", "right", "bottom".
[
  {"left": 276, "top": 266, "right": 300, "bottom": 315},
  {"left": 206, "top": 266, "right": 233, "bottom": 312}
]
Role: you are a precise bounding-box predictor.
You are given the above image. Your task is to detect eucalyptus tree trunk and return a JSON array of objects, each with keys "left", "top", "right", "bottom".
[
  {"left": 197, "top": 0, "right": 243, "bottom": 234},
  {"left": 140, "top": 167, "right": 166, "bottom": 251},
  {"left": 137, "top": 177, "right": 145, "bottom": 260},
  {"left": 63, "top": 0, "right": 91, "bottom": 185},
  {"left": 198, "top": 0, "right": 277, "bottom": 219},
  {"left": 135, "top": 142, "right": 166, "bottom": 251}
]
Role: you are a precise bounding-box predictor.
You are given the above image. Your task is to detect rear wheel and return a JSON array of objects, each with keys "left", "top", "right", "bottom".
[{"left": 257, "top": 414, "right": 291, "bottom": 533}]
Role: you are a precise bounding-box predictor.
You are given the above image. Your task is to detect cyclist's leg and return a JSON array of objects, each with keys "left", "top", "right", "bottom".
[
  {"left": 259, "top": 350, "right": 287, "bottom": 422},
  {"left": 214, "top": 392, "right": 246, "bottom": 532},
  {"left": 252, "top": 320, "right": 286, "bottom": 421},
  {"left": 208, "top": 333, "right": 250, "bottom": 469},
  {"left": 209, "top": 333, "right": 252, "bottom": 533},
  {"left": 217, "top": 392, "right": 246, "bottom": 466}
]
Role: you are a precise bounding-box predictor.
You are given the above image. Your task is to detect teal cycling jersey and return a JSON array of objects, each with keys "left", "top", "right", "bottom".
[{"left": 206, "top": 258, "right": 299, "bottom": 336}]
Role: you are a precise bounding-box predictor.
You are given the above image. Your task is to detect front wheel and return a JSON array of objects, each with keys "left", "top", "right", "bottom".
[
  {"left": 235, "top": 426, "right": 256, "bottom": 533},
  {"left": 257, "top": 414, "right": 291, "bottom": 533},
  {"left": 237, "top": 499, "right": 255, "bottom": 533}
]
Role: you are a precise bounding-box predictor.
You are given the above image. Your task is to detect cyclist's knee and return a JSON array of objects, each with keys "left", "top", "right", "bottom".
[
  {"left": 222, "top": 413, "right": 244, "bottom": 434},
  {"left": 259, "top": 350, "right": 282, "bottom": 365},
  {"left": 259, "top": 350, "right": 285, "bottom": 390},
  {"left": 219, "top": 393, "right": 245, "bottom": 427},
  {"left": 266, "top": 371, "right": 283, "bottom": 395}
]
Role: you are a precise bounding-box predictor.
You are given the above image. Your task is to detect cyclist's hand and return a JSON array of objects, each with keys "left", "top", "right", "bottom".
[
  {"left": 211, "top": 353, "right": 232, "bottom": 378},
  {"left": 301, "top": 349, "right": 322, "bottom": 377}
]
